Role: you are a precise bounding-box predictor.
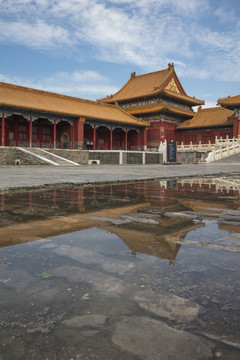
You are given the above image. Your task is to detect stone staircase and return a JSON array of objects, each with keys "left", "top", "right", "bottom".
[{"left": 18, "top": 147, "right": 80, "bottom": 166}]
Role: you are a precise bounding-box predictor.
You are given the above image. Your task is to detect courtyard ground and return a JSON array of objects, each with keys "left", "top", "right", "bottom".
[{"left": 0, "top": 162, "right": 239, "bottom": 191}]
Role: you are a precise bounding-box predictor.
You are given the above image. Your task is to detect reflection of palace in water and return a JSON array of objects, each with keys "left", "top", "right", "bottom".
[
  {"left": 0, "top": 195, "right": 190, "bottom": 263},
  {"left": 1, "top": 177, "right": 239, "bottom": 219},
  {"left": 0, "top": 177, "right": 239, "bottom": 260},
  {"left": 157, "top": 177, "right": 240, "bottom": 208}
]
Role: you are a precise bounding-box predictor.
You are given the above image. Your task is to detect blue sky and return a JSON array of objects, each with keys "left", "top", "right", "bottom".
[{"left": 0, "top": 0, "right": 239, "bottom": 108}]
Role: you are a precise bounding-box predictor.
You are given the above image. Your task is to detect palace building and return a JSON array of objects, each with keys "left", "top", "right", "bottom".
[
  {"left": 0, "top": 64, "right": 239, "bottom": 153},
  {"left": 100, "top": 63, "right": 204, "bottom": 148},
  {"left": 176, "top": 95, "right": 240, "bottom": 145},
  {"left": 217, "top": 95, "right": 240, "bottom": 138},
  {"left": 0, "top": 82, "right": 148, "bottom": 150},
  {"left": 176, "top": 106, "right": 236, "bottom": 144}
]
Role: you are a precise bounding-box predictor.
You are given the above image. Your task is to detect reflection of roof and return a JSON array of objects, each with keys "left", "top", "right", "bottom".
[
  {"left": 178, "top": 199, "right": 233, "bottom": 214},
  {"left": 103, "top": 225, "right": 181, "bottom": 260},
  {"left": 0, "top": 203, "right": 149, "bottom": 248},
  {"left": 177, "top": 107, "right": 235, "bottom": 129},
  {"left": 100, "top": 64, "right": 204, "bottom": 106},
  {"left": 218, "top": 95, "right": 240, "bottom": 107},
  {"left": 0, "top": 82, "right": 148, "bottom": 127}
]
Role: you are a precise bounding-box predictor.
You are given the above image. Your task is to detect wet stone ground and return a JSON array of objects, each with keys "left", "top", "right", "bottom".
[{"left": 0, "top": 176, "right": 240, "bottom": 360}]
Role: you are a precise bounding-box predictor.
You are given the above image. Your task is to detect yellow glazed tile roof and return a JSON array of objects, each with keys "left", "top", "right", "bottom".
[
  {"left": 162, "top": 89, "right": 204, "bottom": 106},
  {"left": 101, "top": 68, "right": 172, "bottom": 102},
  {"left": 100, "top": 64, "right": 203, "bottom": 106},
  {"left": 127, "top": 103, "right": 194, "bottom": 117},
  {"left": 0, "top": 82, "right": 148, "bottom": 127},
  {"left": 177, "top": 107, "right": 235, "bottom": 130},
  {"left": 218, "top": 95, "right": 240, "bottom": 106}
]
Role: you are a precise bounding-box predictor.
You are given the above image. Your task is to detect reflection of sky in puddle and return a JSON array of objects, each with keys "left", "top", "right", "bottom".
[
  {"left": 185, "top": 220, "right": 229, "bottom": 243},
  {"left": 0, "top": 179, "right": 240, "bottom": 360}
]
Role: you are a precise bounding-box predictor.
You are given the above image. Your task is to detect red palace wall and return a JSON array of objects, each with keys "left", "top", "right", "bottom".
[
  {"left": 147, "top": 121, "right": 176, "bottom": 148},
  {"left": 176, "top": 127, "right": 233, "bottom": 145}
]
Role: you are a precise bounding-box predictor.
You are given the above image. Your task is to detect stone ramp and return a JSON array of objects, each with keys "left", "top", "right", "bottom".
[
  {"left": 214, "top": 152, "right": 240, "bottom": 163},
  {"left": 206, "top": 142, "right": 240, "bottom": 163},
  {"left": 18, "top": 147, "right": 80, "bottom": 166}
]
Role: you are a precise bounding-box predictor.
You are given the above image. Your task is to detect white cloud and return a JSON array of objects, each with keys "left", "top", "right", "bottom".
[
  {"left": 0, "top": 0, "right": 205, "bottom": 61},
  {"left": 177, "top": 66, "right": 209, "bottom": 80},
  {"left": 168, "top": 0, "right": 209, "bottom": 14},
  {"left": 193, "top": 26, "right": 240, "bottom": 81},
  {"left": 0, "top": 70, "right": 118, "bottom": 100},
  {"left": 0, "top": 20, "right": 73, "bottom": 49},
  {"left": 214, "top": 6, "right": 237, "bottom": 24},
  {"left": 0, "top": 73, "right": 24, "bottom": 84},
  {"left": 0, "top": 0, "right": 239, "bottom": 84},
  {"left": 109, "top": 0, "right": 209, "bottom": 14}
]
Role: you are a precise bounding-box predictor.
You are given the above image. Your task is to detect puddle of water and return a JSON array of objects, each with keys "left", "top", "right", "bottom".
[{"left": 0, "top": 177, "right": 240, "bottom": 360}]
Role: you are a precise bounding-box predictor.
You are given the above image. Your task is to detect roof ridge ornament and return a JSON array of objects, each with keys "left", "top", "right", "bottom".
[
  {"left": 168, "top": 62, "right": 174, "bottom": 69},
  {"left": 131, "top": 72, "right": 136, "bottom": 79}
]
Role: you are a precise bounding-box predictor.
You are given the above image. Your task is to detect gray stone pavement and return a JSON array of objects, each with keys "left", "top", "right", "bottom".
[{"left": 0, "top": 162, "right": 239, "bottom": 192}]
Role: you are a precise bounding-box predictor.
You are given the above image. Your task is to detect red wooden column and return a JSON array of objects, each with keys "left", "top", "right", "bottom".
[
  {"left": 125, "top": 129, "right": 128, "bottom": 150},
  {"left": 71, "top": 123, "right": 74, "bottom": 149},
  {"left": 137, "top": 132, "right": 141, "bottom": 150},
  {"left": 73, "top": 117, "right": 85, "bottom": 149},
  {"left": 14, "top": 115, "right": 18, "bottom": 147},
  {"left": 29, "top": 116, "right": 32, "bottom": 147},
  {"left": 110, "top": 127, "right": 113, "bottom": 150},
  {"left": 37, "top": 119, "right": 42, "bottom": 148},
  {"left": 143, "top": 127, "right": 148, "bottom": 150},
  {"left": 53, "top": 120, "right": 56, "bottom": 148},
  {"left": 93, "top": 125, "right": 96, "bottom": 150},
  {"left": 233, "top": 116, "right": 239, "bottom": 138},
  {"left": 1, "top": 112, "right": 5, "bottom": 146}
]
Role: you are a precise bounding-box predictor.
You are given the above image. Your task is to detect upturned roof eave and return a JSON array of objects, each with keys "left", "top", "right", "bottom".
[
  {"left": 99, "top": 90, "right": 162, "bottom": 104},
  {"left": 161, "top": 89, "right": 204, "bottom": 106},
  {"left": 0, "top": 102, "right": 146, "bottom": 127},
  {"left": 127, "top": 103, "right": 194, "bottom": 117},
  {"left": 218, "top": 100, "right": 240, "bottom": 107},
  {"left": 100, "top": 88, "right": 203, "bottom": 106},
  {"left": 99, "top": 67, "right": 173, "bottom": 103},
  {"left": 0, "top": 102, "right": 78, "bottom": 118}
]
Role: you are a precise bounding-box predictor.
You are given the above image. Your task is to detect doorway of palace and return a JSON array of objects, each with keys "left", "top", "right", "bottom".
[
  {"left": 96, "top": 126, "right": 110, "bottom": 150},
  {"left": 113, "top": 128, "right": 125, "bottom": 149},
  {"left": 60, "top": 132, "right": 70, "bottom": 148},
  {"left": 127, "top": 129, "right": 138, "bottom": 150},
  {"left": 84, "top": 124, "right": 93, "bottom": 149}
]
